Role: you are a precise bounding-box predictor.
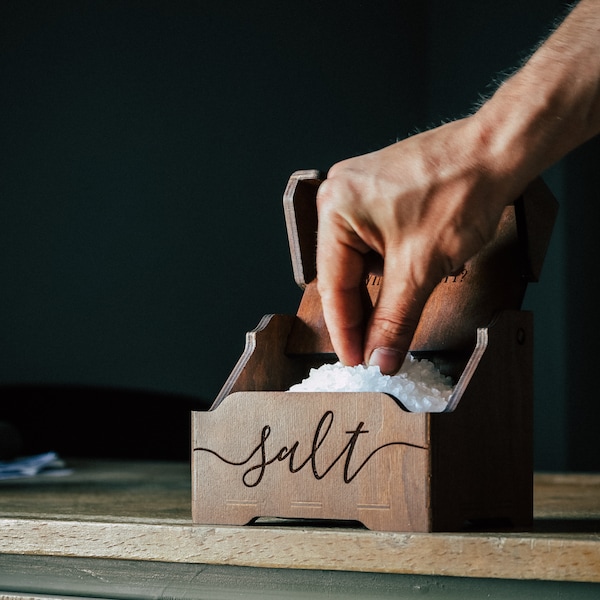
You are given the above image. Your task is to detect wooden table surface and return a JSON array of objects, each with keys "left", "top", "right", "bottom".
[{"left": 0, "top": 459, "right": 599, "bottom": 591}]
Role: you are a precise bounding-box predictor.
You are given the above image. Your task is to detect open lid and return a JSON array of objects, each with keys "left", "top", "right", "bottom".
[{"left": 284, "top": 169, "right": 558, "bottom": 359}]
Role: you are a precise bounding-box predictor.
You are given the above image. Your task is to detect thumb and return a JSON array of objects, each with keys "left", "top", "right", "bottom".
[{"left": 364, "top": 253, "right": 438, "bottom": 375}]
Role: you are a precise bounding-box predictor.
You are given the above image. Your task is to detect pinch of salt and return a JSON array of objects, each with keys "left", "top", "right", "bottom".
[{"left": 287, "top": 356, "right": 454, "bottom": 413}]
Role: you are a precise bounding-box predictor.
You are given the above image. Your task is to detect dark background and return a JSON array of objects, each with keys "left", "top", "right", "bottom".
[{"left": 1, "top": 1, "right": 597, "bottom": 469}]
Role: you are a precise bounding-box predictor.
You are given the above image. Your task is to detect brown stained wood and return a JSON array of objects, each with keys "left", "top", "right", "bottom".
[
  {"left": 409, "top": 183, "right": 556, "bottom": 352},
  {"left": 194, "top": 391, "right": 431, "bottom": 531},
  {"left": 283, "top": 170, "right": 323, "bottom": 289},
  {"left": 411, "top": 205, "right": 525, "bottom": 352},
  {"left": 430, "top": 309, "right": 534, "bottom": 531},
  {"left": 212, "top": 314, "right": 310, "bottom": 409},
  {"left": 517, "top": 177, "right": 560, "bottom": 281},
  {"left": 281, "top": 170, "right": 558, "bottom": 356},
  {"left": 285, "top": 280, "right": 335, "bottom": 355},
  {"left": 194, "top": 171, "right": 557, "bottom": 534},
  {"left": 218, "top": 171, "right": 557, "bottom": 392},
  {"left": 193, "top": 310, "right": 533, "bottom": 532}
]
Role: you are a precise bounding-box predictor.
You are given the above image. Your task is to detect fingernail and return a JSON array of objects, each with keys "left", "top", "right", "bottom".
[{"left": 368, "top": 347, "right": 402, "bottom": 375}]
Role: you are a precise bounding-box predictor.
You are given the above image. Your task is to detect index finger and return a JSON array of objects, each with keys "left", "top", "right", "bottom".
[{"left": 316, "top": 199, "right": 369, "bottom": 367}]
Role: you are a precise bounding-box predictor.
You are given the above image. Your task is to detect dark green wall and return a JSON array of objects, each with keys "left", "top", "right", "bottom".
[
  {"left": 1, "top": 1, "right": 598, "bottom": 470},
  {"left": 0, "top": 0, "right": 427, "bottom": 401}
]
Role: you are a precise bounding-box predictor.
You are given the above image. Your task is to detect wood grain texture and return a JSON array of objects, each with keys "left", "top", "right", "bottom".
[
  {"left": 195, "top": 171, "right": 557, "bottom": 533},
  {"left": 212, "top": 313, "right": 328, "bottom": 409},
  {"left": 193, "top": 309, "right": 533, "bottom": 532},
  {"left": 283, "top": 170, "right": 323, "bottom": 289},
  {"left": 194, "top": 391, "right": 431, "bottom": 531},
  {"left": 280, "top": 170, "right": 558, "bottom": 357},
  {"left": 433, "top": 310, "right": 534, "bottom": 530},
  {"left": 0, "top": 460, "right": 599, "bottom": 583}
]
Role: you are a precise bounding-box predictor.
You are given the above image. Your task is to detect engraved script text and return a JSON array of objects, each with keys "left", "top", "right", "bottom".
[{"left": 194, "top": 411, "right": 425, "bottom": 487}]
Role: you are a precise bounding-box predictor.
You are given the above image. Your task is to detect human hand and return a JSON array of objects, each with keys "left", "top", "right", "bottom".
[
  {"left": 315, "top": 0, "right": 600, "bottom": 375},
  {"left": 315, "top": 116, "right": 526, "bottom": 374}
]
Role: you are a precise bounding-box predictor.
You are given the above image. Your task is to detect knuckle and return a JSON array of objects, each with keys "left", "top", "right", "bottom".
[
  {"left": 316, "top": 176, "right": 347, "bottom": 209},
  {"left": 317, "top": 162, "right": 359, "bottom": 212},
  {"left": 370, "top": 307, "right": 420, "bottom": 343},
  {"left": 316, "top": 178, "right": 336, "bottom": 210}
]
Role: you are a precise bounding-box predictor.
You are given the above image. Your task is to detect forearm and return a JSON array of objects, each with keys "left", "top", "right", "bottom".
[
  {"left": 474, "top": 0, "right": 600, "bottom": 188},
  {"left": 315, "top": 1, "right": 600, "bottom": 372}
]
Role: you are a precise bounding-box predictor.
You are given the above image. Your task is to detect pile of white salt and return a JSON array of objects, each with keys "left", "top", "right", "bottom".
[{"left": 288, "top": 355, "right": 454, "bottom": 413}]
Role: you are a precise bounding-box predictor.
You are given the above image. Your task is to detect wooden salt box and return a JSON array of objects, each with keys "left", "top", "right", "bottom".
[{"left": 191, "top": 170, "right": 557, "bottom": 532}]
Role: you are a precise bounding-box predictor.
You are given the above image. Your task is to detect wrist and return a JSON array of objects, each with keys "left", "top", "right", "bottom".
[{"left": 471, "top": 85, "right": 553, "bottom": 189}]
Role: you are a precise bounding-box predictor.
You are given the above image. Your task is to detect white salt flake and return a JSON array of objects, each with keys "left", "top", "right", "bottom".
[{"left": 288, "top": 356, "right": 453, "bottom": 413}]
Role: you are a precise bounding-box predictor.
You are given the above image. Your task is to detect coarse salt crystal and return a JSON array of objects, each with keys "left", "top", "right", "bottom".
[{"left": 288, "top": 355, "right": 454, "bottom": 413}]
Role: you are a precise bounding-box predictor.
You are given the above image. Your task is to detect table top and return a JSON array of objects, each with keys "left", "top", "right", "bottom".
[{"left": 0, "top": 459, "right": 599, "bottom": 583}]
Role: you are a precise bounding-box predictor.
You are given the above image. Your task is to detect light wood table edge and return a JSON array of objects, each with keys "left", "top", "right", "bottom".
[{"left": 1, "top": 516, "right": 598, "bottom": 584}]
